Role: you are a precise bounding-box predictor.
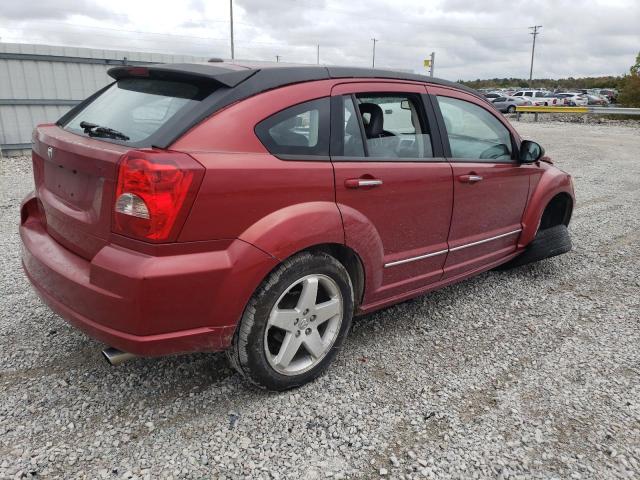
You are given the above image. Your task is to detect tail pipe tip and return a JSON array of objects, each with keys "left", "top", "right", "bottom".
[{"left": 102, "top": 347, "right": 136, "bottom": 366}]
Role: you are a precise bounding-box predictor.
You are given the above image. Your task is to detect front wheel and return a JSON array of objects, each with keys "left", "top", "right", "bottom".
[
  {"left": 227, "top": 251, "right": 354, "bottom": 390},
  {"left": 507, "top": 105, "right": 516, "bottom": 113},
  {"left": 496, "top": 224, "right": 572, "bottom": 270}
]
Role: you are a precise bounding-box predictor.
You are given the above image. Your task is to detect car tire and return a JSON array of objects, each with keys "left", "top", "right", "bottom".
[
  {"left": 227, "top": 251, "right": 354, "bottom": 391},
  {"left": 507, "top": 105, "right": 516, "bottom": 113},
  {"left": 496, "top": 224, "right": 572, "bottom": 270}
]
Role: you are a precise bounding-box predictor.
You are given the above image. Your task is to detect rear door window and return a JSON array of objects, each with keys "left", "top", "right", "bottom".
[
  {"left": 345, "top": 93, "right": 433, "bottom": 159},
  {"left": 63, "top": 78, "right": 214, "bottom": 145},
  {"left": 254, "top": 98, "right": 330, "bottom": 157}
]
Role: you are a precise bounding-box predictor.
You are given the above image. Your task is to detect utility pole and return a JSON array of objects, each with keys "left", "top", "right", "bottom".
[
  {"left": 316, "top": 44, "right": 320, "bottom": 65},
  {"left": 429, "top": 51, "right": 435, "bottom": 77},
  {"left": 276, "top": 55, "right": 281, "bottom": 63},
  {"left": 371, "top": 38, "right": 378, "bottom": 68},
  {"left": 229, "top": 0, "right": 235, "bottom": 60},
  {"left": 529, "top": 25, "right": 542, "bottom": 81}
]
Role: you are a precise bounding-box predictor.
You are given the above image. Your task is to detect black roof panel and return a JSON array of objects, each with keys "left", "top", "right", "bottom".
[{"left": 108, "top": 62, "right": 482, "bottom": 99}]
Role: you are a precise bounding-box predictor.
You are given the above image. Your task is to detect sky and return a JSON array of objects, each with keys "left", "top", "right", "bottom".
[{"left": 0, "top": 0, "right": 638, "bottom": 81}]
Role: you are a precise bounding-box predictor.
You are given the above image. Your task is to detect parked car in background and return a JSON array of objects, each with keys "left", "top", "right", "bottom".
[
  {"left": 586, "top": 94, "right": 609, "bottom": 106},
  {"left": 554, "top": 92, "right": 589, "bottom": 106},
  {"left": 512, "top": 90, "right": 559, "bottom": 106},
  {"left": 19, "top": 63, "right": 575, "bottom": 390},
  {"left": 599, "top": 89, "right": 617, "bottom": 103},
  {"left": 491, "top": 96, "right": 532, "bottom": 113},
  {"left": 483, "top": 92, "right": 502, "bottom": 100}
]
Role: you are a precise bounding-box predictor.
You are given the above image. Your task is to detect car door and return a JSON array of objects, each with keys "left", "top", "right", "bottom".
[
  {"left": 427, "top": 86, "right": 538, "bottom": 279},
  {"left": 492, "top": 97, "right": 508, "bottom": 112},
  {"left": 330, "top": 82, "right": 453, "bottom": 303}
]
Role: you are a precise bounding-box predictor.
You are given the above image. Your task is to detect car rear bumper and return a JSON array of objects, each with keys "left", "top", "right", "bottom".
[{"left": 20, "top": 194, "right": 278, "bottom": 356}]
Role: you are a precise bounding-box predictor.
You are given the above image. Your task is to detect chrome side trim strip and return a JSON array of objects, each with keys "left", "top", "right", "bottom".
[
  {"left": 448, "top": 229, "right": 522, "bottom": 252},
  {"left": 383, "top": 229, "right": 522, "bottom": 268},
  {"left": 384, "top": 249, "right": 448, "bottom": 268}
]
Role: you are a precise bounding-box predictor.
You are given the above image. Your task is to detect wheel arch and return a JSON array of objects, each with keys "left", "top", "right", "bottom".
[
  {"left": 301, "top": 243, "right": 366, "bottom": 309},
  {"left": 238, "top": 201, "right": 345, "bottom": 261},
  {"left": 519, "top": 172, "right": 574, "bottom": 248},
  {"left": 237, "top": 201, "right": 371, "bottom": 310},
  {"left": 539, "top": 192, "right": 573, "bottom": 230}
]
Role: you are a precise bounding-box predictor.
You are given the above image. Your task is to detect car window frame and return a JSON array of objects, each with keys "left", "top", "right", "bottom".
[
  {"left": 329, "top": 88, "right": 444, "bottom": 162},
  {"left": 254, "top": 96, "right": 331, "bottom": 161},
  {"left": 429, "top": 91, "right": 519, "bottom": 164}
]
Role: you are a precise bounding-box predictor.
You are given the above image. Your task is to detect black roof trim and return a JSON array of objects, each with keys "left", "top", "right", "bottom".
[
  {"left": 107, "top": 63, "right": 256, "bottom": 88},
  {"left": 325, "top": 66, "right": 482, "bottom": 97},
  {"left": 108, "top": 63, "right": 483, "bottom": 100}
]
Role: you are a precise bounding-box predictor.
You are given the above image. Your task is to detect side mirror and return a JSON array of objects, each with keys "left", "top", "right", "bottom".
[{"left": 519, "top": 140, "right": 544, "bottom": 163}]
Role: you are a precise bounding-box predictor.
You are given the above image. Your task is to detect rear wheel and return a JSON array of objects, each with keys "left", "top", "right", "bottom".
[
  {"left": 507, "top": 105, "right": 516, "bottom": 113},
  {"left": 227, "top": 251, "right": 354, "bottom": 390}
]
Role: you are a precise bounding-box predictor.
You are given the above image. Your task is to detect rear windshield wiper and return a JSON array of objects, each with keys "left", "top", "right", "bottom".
[{"left": 80, "top": 121, "right": 130, "bottom": 141}]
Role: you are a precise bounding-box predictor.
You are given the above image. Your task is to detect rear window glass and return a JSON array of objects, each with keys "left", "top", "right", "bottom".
[{"left": 63, "top": 78, "right": 213, "bottom": 144}]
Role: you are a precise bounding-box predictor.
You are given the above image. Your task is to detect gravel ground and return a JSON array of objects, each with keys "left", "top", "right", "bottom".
[{"left": 1, "top": 121, "right": 639, "bottom": 479}]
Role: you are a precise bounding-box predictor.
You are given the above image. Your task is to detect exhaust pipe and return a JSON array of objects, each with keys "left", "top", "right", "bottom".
[{"left": 102, "top": 347, "right": 135, "bottom": 366}]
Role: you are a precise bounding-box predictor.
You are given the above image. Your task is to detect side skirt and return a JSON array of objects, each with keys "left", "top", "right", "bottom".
[{"left": 356, "top": 249, "right": 524, "bottom": 315}]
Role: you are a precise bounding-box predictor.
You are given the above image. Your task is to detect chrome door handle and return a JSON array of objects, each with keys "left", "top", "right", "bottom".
[
  {"left": 345, "top": 178, "right": 383, "bottom": 189},
  {"left": 458, "top": 174, "right": 483, "bottom": 183}
]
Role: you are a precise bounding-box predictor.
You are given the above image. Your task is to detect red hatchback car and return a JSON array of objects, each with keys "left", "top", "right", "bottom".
[{"left": 20, "top": 63, "right": 574, "bottom": 390}]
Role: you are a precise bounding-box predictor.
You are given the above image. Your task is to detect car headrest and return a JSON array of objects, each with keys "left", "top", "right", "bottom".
[
  {"left": 345, "top": 113, "right": 360, "bottom": 137},
  {"left": 443, "top": 116, "right": 453, "bottom": 133},
  {"left": 358, "top": 103, "right": 384, "bottom": 138}
]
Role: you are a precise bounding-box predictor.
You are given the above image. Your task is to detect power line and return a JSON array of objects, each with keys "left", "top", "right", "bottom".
[
  {"left": 229, "top": 0, "right": 235, "bottom": 60},
  {"left": 429, "top": 51, "right": 435, "bottom": 77},
  {"left": 371, "top": 38, "right": 378, "bottom": 68},
  {"left": 529, "top": 25, "right": 542, "bottom": 81},
  {"left": 301, "top": 4, "right": 528, "bottom": 31},
  {"left": 0, "top": 25, "right": 312, "bottom": 49}
]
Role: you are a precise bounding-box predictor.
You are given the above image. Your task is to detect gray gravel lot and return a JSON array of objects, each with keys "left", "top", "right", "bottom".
[{"left": 1, "top": 121, "right": 639, "bottom": 479}]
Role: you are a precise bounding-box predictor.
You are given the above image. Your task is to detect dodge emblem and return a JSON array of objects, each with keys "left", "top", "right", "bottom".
[{"left": 47, "top": 146, "right": 53, "bottom": 160}]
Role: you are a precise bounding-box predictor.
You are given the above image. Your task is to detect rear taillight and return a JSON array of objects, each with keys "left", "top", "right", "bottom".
[{"left": 113, "top": 150, "right": 204, "bottom": 242}]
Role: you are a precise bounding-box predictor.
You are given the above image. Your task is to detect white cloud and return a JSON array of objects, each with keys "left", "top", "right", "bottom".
[{"left": 0, "top": 0, "right": 638, "bottom": 80}]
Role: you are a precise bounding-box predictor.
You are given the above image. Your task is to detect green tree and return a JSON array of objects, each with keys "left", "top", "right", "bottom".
[
  {"left": 618, "top": 52, "right": 640, "bottom": 107},
  {"left": 630, "top": 52, "right": 640, "bottom": 75}
]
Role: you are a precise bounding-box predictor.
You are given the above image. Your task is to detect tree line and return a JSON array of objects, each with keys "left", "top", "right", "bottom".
[
  {"left": 458, "top": 76, "right": 624, "bottom": 91},
  {"left": 459, "top": 52, "right": 640, "bottom": 108}
]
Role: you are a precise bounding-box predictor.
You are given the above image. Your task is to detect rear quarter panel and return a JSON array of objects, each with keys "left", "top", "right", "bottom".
[{"left": 172, "top": 80, "right": 344, "bottom": 260}]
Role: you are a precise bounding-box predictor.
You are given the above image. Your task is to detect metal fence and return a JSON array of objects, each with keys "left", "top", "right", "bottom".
[
  {"left": 515, "top": 105, "right": 640, "bottom": 122},
  {"left": 0, "top": 42, "right": 207, "bottom": 155}
]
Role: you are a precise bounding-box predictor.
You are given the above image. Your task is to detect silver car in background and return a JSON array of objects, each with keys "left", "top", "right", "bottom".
[{"left": 491, "top": 95, "right": 532, "bottom": 113}]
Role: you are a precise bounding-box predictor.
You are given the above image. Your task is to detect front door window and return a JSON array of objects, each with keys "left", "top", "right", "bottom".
[{"left": 437, "top": 96, "right": 512, "bottom": 162}]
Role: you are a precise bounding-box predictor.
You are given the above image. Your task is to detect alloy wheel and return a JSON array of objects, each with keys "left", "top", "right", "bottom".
[{"left": 264, "top": 274, "right": 343, "bottom": 376}]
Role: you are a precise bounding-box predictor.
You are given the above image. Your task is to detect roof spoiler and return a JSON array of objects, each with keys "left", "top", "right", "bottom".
[{"left": 107, "top": 63, "right": 256, "bottom": 88}]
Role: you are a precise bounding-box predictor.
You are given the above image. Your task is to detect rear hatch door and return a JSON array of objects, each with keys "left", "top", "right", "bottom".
[
  {"left": 33, "top": 69, "right": 243, "bottom": 259},
  {"left": 33, "top": 126, "right": 127, "bottom": 260}
]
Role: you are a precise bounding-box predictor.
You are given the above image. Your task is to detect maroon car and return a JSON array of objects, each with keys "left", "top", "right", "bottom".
[{"left": 20, "top": 63, "right": 574, "bottom": 390}]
